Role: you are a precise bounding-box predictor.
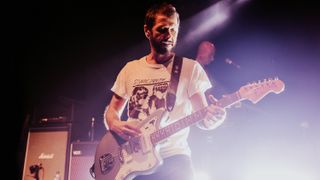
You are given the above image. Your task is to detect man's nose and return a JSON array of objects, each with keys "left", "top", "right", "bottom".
[{"left": 163, "top": 30, "right": 174, "bottom": 39}]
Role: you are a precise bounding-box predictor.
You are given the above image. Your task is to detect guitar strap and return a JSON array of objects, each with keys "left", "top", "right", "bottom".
[{"left": 166, "top": 55, "right": 183, "bottom": 112}]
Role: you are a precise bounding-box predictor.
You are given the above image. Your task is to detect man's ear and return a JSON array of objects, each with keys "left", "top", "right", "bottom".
[{"left": 144, "top": 25, "right": 151, "bottom": 39}]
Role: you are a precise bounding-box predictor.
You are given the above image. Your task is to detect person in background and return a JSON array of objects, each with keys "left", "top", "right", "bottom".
[
  {"left": 196, "top": 40, "right": 240, "bottom": 107},
  {"left": 196, "top": 40, "right": 216, "bottom": 67},
  {"left": 195, "top": 40, "right": 220, "bottom": 98}
]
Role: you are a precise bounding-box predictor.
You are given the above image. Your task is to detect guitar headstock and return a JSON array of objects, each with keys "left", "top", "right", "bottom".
[{"left": 239, "top": 77, "right": 285, "bottom": 104}]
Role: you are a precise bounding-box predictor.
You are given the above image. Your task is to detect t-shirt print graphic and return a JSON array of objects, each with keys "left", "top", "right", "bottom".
[{"left": 129, "top": 81, "right": 169, "bottom": 121}]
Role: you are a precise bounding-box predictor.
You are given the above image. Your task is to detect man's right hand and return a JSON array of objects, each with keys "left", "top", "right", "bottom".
[{"left": 109, "top": 120, "right": 141, "bottom": 141}]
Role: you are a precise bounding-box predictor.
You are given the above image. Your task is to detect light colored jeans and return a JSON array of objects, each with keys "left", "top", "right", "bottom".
[{"left": 134, "top": 154, "right": 194, "bottom": 180}]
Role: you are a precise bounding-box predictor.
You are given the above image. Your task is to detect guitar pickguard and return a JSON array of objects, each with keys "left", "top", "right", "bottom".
[{"left": 95, "top": 109, "right": 166, "bottom": 180}]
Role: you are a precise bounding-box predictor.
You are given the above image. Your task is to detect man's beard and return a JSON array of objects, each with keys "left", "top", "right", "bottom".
[{"left": 150, "top": 38, "right": 175, "bottom": 54}]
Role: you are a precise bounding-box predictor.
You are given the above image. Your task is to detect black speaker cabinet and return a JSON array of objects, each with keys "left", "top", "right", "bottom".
[
  {"left": 68, "top": 141, "right": 98, "bottom": 180},
  {"left": 22, "top": 125, "right": 71, "bottom": 180}
]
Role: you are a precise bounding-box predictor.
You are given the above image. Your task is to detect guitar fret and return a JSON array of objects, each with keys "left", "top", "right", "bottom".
[
  {"left": 151, "top": 108, "right": 208, "bottom": 144},
  {"left": 175, "top": 121, "right": 180, "bottom": 130},
  {"left": 165, "top": 127, "right": 170, "bottom": 136},
  {"left": 218, "top": 92, "right": 241, "bottom": 108}
]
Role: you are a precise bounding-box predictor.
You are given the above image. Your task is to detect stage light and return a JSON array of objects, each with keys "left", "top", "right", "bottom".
[
  {"left": 180, "top": 0, "right": 253, "bottom": 47},
  {"left": 184, "top": 0, "right": 231, "bottom": 44},
  {"left": 194, "top": 170, "right": 210, "bottom": 180},
  {"left": 244, "top": 166, "right": 317, "bottom": 180},
  {"left": 242, "top": 149, "right": 318, "bottom": 180}
]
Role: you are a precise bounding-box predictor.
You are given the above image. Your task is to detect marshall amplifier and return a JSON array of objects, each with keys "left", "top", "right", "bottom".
[
  {"left": 22, "top": 124, "right": 71, "bottom": 180},
  {"left": 68, "top": 141, "right": 98, "bottom": 180}
]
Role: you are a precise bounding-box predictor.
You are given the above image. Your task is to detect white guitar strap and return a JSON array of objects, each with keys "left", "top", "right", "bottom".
[{"left": 166, "top": 55, "right": 183, "bottom": 112}]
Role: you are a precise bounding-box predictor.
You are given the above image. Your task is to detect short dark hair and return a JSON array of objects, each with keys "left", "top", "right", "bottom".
[{"left": 144, "top": 2, "right": 180, "bottom": 29}]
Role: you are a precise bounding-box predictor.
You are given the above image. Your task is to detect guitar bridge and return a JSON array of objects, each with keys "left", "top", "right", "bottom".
[{"left": 99, "top": 153, "right": 115, "bottom": 175}]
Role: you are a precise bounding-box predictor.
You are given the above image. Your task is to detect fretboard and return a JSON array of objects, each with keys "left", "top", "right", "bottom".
[{"left": 150, "top": 91, "right": 242, "bottom": 145}]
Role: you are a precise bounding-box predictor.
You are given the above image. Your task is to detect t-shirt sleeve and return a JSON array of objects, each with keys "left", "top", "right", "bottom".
[
  {"left": 111, "top": 64, "right": 129, "bottom": 99},
  {"left": 188, "top": 61, "right": 212, "bottom": 97}
]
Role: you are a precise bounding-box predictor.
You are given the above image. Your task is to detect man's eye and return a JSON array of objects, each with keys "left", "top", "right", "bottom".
[{"left": 157, "top": 28, "right": 167, "bottom": 33}]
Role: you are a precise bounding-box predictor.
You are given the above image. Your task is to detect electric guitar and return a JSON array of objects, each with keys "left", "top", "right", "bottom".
[{"left": 94, "top": 78, "right": 285, "bottom": 180}]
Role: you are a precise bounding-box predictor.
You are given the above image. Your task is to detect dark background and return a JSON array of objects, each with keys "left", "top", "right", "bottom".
[{"left": 13, "top": 0, "right": 320, "bottom": 179}]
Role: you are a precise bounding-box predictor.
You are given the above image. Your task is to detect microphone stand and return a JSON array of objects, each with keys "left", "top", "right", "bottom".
[{"left": 90, "top": 117, "right": 95, "bottom": 141}]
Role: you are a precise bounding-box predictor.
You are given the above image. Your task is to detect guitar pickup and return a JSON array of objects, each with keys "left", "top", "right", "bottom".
[
  {"left": 140, "top": 135, "right": 152, "bottom": 154},
  {"left": 129, "top": 137, "right": 141, "bottom": 153},
  {"left": 99, "top": 153, "right": 115, "bottom": 175}
]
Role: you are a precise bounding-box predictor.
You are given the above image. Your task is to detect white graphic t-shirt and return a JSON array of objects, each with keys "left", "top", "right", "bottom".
[{"left": 111, "top": 56, "right": 212, "bottom": 158}]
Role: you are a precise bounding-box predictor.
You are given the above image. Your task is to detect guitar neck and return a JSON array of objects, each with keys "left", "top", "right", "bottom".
[{"left": 150, "top": 91, "right": 242, "bottom": 144}]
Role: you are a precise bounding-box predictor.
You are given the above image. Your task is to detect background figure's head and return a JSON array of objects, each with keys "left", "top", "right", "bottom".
[
  {"left": 196, "top": 41, "right": 216, "bottom": 66},
  {"left": 144, "top": 3, "right": 180, "bottom": 54}
]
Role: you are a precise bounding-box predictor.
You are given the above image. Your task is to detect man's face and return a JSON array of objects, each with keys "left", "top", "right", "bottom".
[
  {"left": 149, "top": 14, "right": 179, "bottom": 54},
  {"left": 136, "top": 89, "right": 148, "bottom": 101},
  {"left": 197, "top": 43, "right": 215, "bottom": 65}
]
